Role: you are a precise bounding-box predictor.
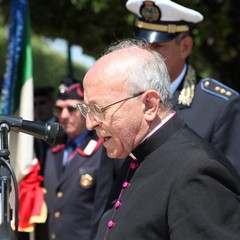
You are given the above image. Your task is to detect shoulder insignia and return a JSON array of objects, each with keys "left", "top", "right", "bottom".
[{"left": 201, "top": 78, "right": 239, "bottom": 100}]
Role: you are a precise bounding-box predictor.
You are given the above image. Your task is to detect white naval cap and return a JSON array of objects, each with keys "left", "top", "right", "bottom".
[{"left": 126, "top": 0, "right": 203, "bottom": 43}]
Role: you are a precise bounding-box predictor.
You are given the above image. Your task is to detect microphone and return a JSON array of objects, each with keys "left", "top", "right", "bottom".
[{"left": 0, "top": 115, "right": 66, "bottom": 146}]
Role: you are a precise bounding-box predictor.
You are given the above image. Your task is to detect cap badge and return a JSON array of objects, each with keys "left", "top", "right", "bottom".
[
  {"left": 59, "top": 83, "right": 68, "bottom": 94},
  {"left": 140, "top": 1, "right": 161, "bottom": 22}
]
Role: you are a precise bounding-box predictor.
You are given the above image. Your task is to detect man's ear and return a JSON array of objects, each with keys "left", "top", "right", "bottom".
[
  {"left": 180, "top": 36, "right": 193, "bottom": 59},
  {"left": 143, "top": 90, "right": 160, "bottom": 122}
]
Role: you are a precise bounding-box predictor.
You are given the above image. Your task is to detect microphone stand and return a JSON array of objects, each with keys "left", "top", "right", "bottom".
[{"left": 0, "top": 123, "right": 18, "bottom": 240}]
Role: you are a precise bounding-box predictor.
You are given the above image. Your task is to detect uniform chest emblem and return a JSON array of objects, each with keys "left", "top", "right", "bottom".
[
  {"left": 80, "top": 173, "right": 94, "bottom": 189},
  {"left": 79, "top": 167, "right": 96, "bottom": 189}
]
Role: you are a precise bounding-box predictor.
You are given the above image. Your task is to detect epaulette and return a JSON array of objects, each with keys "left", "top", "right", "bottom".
[{"left": 201, "top": 78, "right": 239, "bottom": 100}]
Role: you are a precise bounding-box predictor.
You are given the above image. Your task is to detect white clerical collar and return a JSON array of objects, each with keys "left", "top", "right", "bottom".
[
  {"left": 170, "top": 64, "right": 187, "bottom": 94},
  {"left": 141, "top": 111, "right": 176, "bottom": 143},
  {"left": 129, "top": 111, "right": 176, "bottom": 159}
]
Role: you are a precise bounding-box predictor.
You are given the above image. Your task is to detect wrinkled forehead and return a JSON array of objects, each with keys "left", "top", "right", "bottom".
[
  {"left": 83, "top": 76, "right": 123, "bottom": 104},
  {"left": 83, "top": 49, "right": 146, "bottom": 102}
]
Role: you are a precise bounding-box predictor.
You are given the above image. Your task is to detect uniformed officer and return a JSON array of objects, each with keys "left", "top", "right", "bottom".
[
  {"left": 126, "top": 0, "right": 240, "bottom": 173},
  {"left": 44, "top": 76, "right": 121, "bottom": 240}
]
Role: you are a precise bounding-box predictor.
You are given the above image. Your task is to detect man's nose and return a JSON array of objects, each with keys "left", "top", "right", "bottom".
[
  {"left": 86, "top": 113, "right": 101, "bottom": 130},
  {"left": 60, "top": 107, "right": 71, "bottom": 118}
]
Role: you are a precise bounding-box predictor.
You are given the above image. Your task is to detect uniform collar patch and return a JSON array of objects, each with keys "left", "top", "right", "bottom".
[{"left": 178, "top": 65, "right": 197, "bottom": 107}]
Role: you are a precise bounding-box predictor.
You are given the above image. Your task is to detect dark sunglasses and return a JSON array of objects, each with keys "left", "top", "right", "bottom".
[{"left": 55, "top": 105, "right": 78, "bottom": 114}]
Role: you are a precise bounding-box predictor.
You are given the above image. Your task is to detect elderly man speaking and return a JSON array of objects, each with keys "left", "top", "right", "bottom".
[{"left": 77, "top": 39, "right": 240, "bottom": 240}]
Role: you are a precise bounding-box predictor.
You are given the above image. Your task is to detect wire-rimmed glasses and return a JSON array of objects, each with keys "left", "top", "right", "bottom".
[{"left": 77, "top": 91, "right": 145, "bottom": 121}]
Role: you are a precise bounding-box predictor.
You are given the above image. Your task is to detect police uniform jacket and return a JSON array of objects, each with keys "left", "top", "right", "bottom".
[
  {"left": 44, "top": 130, "right": 121, "bottom": 240},
  {"left": 96, "top": 115, "right": 240, "bottom": 240},
  {"left": 173, "top": 65, "right": 240, "bottom": 173}
]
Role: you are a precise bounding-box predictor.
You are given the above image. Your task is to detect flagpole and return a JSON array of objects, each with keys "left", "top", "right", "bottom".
[
  {"left": 0, "top": 123, "right": 17, "bottom": 240},
  {"left": 67, "top": 41, "right": 73, "bottom": 76}
]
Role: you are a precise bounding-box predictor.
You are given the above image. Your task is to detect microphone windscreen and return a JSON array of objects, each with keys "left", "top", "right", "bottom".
[{"left": 46, "top": 123, "right": 66, "bottom": 146}]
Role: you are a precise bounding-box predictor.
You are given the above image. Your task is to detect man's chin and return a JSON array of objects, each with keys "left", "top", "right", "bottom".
[{"left": 106, "top": 148, "right": 127, "bottom": 159}]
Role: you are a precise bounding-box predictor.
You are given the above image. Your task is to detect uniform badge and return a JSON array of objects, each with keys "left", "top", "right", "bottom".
[
  {"left": 140, "top": 1, "right": 161, "bottom": 22},
  {"left": 79, "top": 168, "right": 95, "bottom": 189},
  {"left": 58, "top": 83, "right": 68, "bottom": 94}
]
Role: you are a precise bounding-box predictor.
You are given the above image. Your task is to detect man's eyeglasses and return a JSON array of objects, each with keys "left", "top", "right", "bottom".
[
  {"left": 77, "top": 91, "right": 145, "bottom": 121},
  {"left": 55, "top": 105, "right": 78, "bottom": 114}
]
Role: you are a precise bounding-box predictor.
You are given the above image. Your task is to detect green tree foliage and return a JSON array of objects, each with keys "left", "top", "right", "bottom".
[
  {"left": 181, "top": 0, "right": 240, "bottom": 91},
  {"left": 32, "top": 37, "right": 87, "bottom": 88},
  {"left": 0, "top": 0, "right": 134, "bottom": 57},
  {"left": 0, "top": 30, "right": 87, "bottom": 90},
  {"left": 0, "top": 25, "right": 7, "bottom": 79},
  {"left": 1, "top": 0, "right": 240, "bottom": 91}
]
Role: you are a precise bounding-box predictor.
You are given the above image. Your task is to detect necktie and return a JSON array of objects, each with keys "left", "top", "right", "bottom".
[
  {"left": 62, "top": 141, "right": 76, "bottom": 168},
  {"left": 62, "top": 131, "right": 89, "bottom": 169}
]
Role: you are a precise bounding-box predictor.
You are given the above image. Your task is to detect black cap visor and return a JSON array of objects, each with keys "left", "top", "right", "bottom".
[{"left": 134, "top": 28, "right": 179, "bottom": 43}]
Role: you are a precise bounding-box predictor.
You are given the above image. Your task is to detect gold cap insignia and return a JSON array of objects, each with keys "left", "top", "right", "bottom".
[{"left": 140, "top": 1, "right": 161, "bottom": 22}]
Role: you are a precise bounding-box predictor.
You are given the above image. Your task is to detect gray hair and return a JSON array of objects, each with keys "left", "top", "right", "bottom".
[{"left": 104, "top": 39, "right": 172, "bottom": 109}]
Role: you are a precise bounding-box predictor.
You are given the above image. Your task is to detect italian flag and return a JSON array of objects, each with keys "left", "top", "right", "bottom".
[
  {"left": 1, "top": 0, "right": 47, "bottom": 233},
  {"left": 10, "top": 2, "right": 35, "bottom": 183}
]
